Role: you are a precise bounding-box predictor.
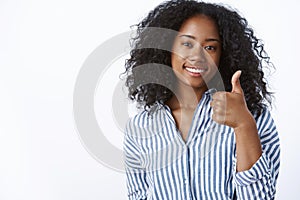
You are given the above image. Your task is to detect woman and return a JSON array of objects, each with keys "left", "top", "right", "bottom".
[{"left": 123, "top": 1, "right": 280, "bottom": 199}]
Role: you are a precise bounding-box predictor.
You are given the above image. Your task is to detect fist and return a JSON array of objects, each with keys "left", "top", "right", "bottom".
[{"left": 210, "top": 70, "right": 253, "bottom": 128}]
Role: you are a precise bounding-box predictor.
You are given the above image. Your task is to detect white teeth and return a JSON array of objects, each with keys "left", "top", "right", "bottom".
[{"left": 185, "top": 67, "right": 205, "bottom": 73}]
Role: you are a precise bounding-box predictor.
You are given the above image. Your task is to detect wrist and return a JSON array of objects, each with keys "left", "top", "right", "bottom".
[{"left": 234, "top": 111, "right": 257, "bottom": 133}]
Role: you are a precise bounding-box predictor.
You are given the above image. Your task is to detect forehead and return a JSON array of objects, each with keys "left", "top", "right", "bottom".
[{"left": 178, "top": 15, "right": 220, "bottom": 39}]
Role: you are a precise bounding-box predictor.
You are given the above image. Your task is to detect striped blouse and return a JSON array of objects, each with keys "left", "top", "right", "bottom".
[{"left": 123, "top": 89, "right": 280, "bottom": 200}]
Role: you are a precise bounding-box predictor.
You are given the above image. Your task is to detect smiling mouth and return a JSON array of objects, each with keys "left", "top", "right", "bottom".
[{"left": 184, "top": 66, "right": 208, "bottom": 74}]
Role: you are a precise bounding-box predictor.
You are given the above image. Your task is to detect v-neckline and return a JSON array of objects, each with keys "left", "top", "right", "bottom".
[{"left": 163, "top": 94, "right": 207, "bottom": 145}]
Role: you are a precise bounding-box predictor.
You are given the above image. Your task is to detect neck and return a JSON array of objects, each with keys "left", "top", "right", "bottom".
[{"left": 167, "top": 82, "right": 208, "bottom": 110}]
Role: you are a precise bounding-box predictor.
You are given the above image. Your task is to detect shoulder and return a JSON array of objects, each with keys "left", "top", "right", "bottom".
[
  {"left": 125, "top": 104, "right": 167, "bottom": 137},
  {"left": 253, "top": 106, "right": 278, "bottom": 136},
  {"left": 126, "top": 110, "right": 150, "bottom": 130},
  {"left": 253, "top": 106, "right": 275, "bottom": 124}
]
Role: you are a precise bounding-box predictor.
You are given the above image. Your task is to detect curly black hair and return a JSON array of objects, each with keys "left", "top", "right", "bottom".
[{"left": 124, "top": 0, "right": 274, "bottom": 115}]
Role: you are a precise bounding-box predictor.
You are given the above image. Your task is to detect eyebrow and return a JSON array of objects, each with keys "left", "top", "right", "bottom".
[{"left": 179, "top": 34, "right": 221, "bottom": 43}]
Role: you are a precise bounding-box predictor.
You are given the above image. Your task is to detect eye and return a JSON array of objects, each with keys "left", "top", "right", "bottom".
[
  {"left": 182, "top": 42, "right": 193, "bottom": 48},
  {"left": 204, "top": 46, "right": 216, "bottom": 51}
]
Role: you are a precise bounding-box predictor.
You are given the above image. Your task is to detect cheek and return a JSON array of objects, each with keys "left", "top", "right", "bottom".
[
  {"left": 210, "top": 52, "right": 221, "bottom": 67},
  {"left": 171, "top": 53, "right": 185, "bottom": 68},
  {"left": 216, "top": 50, "right": 222, "bottom": 64},
  {"left": 173, "top": 47, "right": 190, "bottom": 59},
  {"left": 214, "top": 56, "right": 221, "bottom": 66},
  {"left": 172, "top": 43, "right": 190, "bottom": 61}
]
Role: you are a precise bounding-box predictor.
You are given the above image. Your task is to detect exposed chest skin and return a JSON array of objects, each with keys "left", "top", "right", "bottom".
[{"left": 171, "top": 107, "right": 196, "bottom": 142}]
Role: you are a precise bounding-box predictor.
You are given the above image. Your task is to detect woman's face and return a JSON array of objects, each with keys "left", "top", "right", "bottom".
[{"left": 171, "top": 15, "right": 221, "bottom": 89}]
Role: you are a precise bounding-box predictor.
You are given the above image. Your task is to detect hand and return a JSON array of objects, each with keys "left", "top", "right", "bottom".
[{"left": 210, "top": 70, "right": 254, "bottom": 129}]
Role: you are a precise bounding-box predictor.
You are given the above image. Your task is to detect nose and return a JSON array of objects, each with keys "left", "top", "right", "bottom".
[{"left": 188, "top": 46, "right": 207, "bottom": 64}]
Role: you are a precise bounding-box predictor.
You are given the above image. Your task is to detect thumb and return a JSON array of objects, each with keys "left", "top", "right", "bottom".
[{"left": 231, "top": 70, "right": 243, "bottom": 94}]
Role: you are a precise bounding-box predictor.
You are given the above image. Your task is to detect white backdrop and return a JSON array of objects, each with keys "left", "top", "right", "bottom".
[{"left": 0, "top": 0, "right": 299, "bottom": 199}]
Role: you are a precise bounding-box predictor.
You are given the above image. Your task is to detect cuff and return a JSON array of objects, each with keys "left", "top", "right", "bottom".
[{"left": 234, "top": 153, "right": 271, "bottom": 186}]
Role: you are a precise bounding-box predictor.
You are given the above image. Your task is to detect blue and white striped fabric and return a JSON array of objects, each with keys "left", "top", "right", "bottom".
[{"left": 124, "top": 89, "right": 280, "bottom": 200}]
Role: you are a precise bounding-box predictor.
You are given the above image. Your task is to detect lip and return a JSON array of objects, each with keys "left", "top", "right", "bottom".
[{"left": 183, "top": 65, "right": 208, "bottom": 77}]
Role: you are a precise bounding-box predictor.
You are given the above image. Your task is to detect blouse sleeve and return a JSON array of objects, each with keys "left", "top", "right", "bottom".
[
  {"left": 124, "top": 118, "right": 149, "bottom": 200},
  {"left": 234, "top": 108, "right": 280, "bottom": 199}
]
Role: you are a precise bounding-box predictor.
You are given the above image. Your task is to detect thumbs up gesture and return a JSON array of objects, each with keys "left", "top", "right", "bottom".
[
  {"left": 231, "top": 70, "right": 243, "bottom": 94},
  {"left": 210, "top": 70, "right": 254, "bottom": 128}
]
